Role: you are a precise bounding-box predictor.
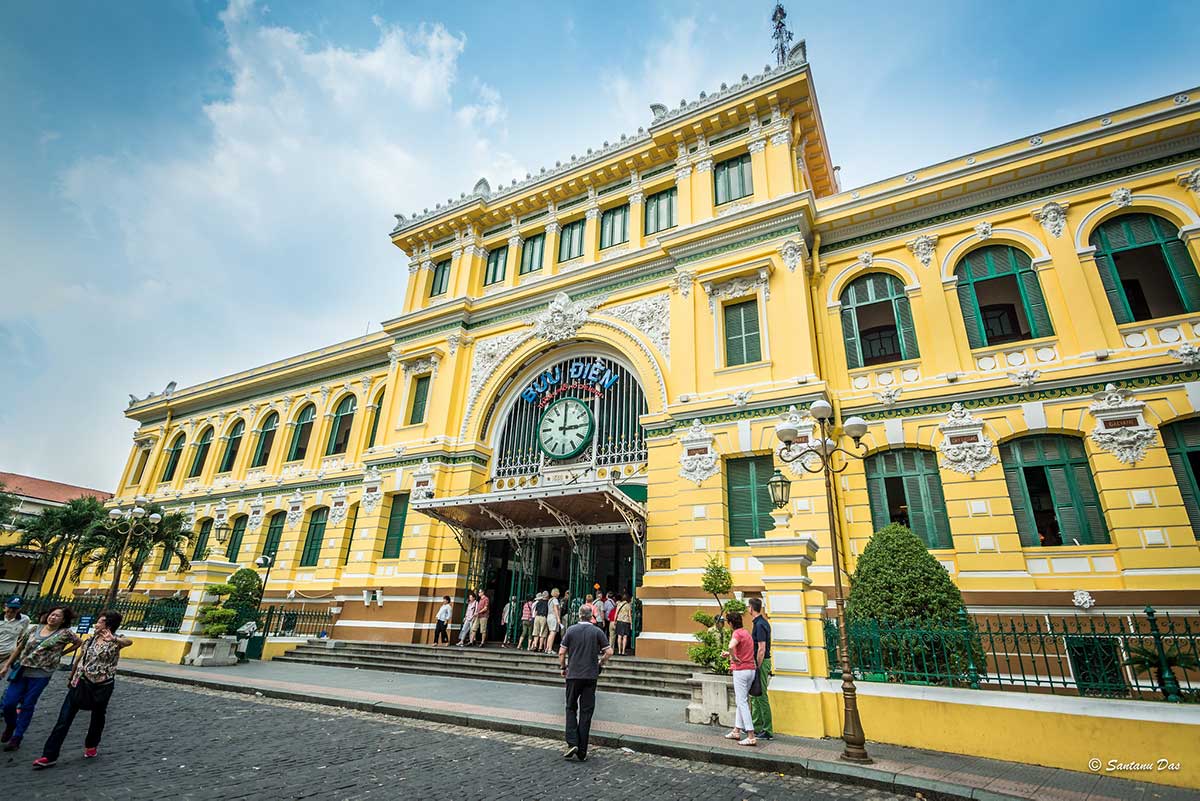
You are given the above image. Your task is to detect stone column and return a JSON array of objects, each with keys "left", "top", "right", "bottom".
[
  {"left": 628, "top": 190, "right": 645, "bottom": 251},
  {"left": 544, "top": 220, "right": 561, "bottom": 276},
  {"left": 583, "top": 203, "right": 601, "bottom": 264},
  {"left": 505, "top": 233, "right": 522, "bottom": 288},
  {"left": 692, "top": 155, "right": 714, "bottom": 222},
  {"left": 748, "top": 136, "right": 769, "bottom": 202}
]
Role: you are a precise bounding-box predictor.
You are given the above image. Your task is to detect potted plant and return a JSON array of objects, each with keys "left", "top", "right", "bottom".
[
  {"left": 184, "top": 582, "right": 240, "bottom": 666},
  {"left": 686, "top": 557, "right": 747, "bottom": 726}
]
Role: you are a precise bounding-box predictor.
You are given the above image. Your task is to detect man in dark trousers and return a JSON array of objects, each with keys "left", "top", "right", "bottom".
[
  {"left": 748, "top": 597, "right": 773, "bottom": 739},
  {"left": 557, "top": 604, "right": 612, "bottom": 761}
]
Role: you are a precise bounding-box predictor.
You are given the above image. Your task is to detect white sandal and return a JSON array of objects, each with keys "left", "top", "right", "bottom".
[
  {"left": 738, "top": 737, "right": 757, "bottom": 747},
  {"left": 724, "top": 730, "right": 741, "bottom": 740}
]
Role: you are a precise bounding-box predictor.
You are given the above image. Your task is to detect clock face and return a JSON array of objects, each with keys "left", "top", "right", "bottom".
[{"left": 538, "top": 397, "right": 595, "bottom": 460}]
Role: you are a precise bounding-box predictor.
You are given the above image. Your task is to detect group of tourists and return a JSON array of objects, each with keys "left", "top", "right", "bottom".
[{"left": 0, "top": 596, "right": 133, "bottom": 769}]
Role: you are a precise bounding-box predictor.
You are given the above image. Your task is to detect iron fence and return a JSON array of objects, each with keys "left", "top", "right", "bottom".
[
  {"left": 825, "top": 606, "right": 1200, "bottom": 702},
  {"left": 21, "top": 595, "right": 187, "bottom": 633},
  {"left": 262, "top": 605, "right": 333, "bottom": 638}
]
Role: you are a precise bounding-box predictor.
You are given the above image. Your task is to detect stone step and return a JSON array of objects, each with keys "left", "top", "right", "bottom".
[
  {"left": 272, "top": 652, "right": 692, "bottom": 698},
  {"left": 315, "top": 639, "right": 692, "bottom": 670}
]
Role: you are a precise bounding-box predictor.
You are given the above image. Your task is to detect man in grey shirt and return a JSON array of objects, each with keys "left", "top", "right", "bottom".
[
  {"left": 557, "top": 605, "right": 612, "bottom": 762},
  {"left": 0, "top": 597, "right": 30, "bottom": 666}
]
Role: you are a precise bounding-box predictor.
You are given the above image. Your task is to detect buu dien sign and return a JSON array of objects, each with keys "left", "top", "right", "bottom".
[{"left": 521, "top": 357, "right": 620, "bottom": 408}]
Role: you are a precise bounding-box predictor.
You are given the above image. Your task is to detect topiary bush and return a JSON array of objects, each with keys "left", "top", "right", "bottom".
[
  {"left": 844, "top": 523, "right": 982, "bottom": 685},
  {"left": 688, "top": 598, "right": 751, "bottom": 675},
  {"left": 199, "top": 582, "right": 238, "bottom": 637}
]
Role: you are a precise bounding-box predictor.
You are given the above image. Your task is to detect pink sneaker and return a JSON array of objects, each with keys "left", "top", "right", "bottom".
[
  {"left": 32, "top": 757, "right": 56, "bottom": 769},
  {"left": 84, "top": 747, "right": 98, "bottom": 758}
]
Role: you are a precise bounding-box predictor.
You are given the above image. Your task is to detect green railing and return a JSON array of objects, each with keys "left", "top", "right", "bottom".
[
  {"left": 825, "top": 606, "right": 1200, "bottom": 702},
  {"left": 261, "top": 605, "right": 333, "bottom": 638},
  {"left": 21, "top": 595, "right": 187, "bottom": 634}
]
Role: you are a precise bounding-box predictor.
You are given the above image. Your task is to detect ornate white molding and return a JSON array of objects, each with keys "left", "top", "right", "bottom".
[
  {"left": 938, "top": 403, "right": 998, "bottom": 478},
  {"left": 776, "top": 406, "right": 820, "bottom": 477},
  {"left": 701, "top": 267, "right": 770, "bottom": 313},
  {"left": 875, "top": 387, "right": 902, "bottom": 407},
  {"left": 729, "top": 390, "right": 752, "bottom": 408},
  {"left": 585, "top": 206, "right": 600, "bottom": 221},
  {"left": 247, "top": 493, "right": 265, "bottom": 530},
  {"left": 1009, "top": 369, "right": 1040, "bottom": 388},
  {"left": 716, "top": 200, "right": 752, "bottom": 218},
  {"left": 694, "top": 159, "right": 714, "bottom": 173},
  {"left": 1031, "top": 201, "right": 1069, "bottom": 239},
  {"left": 603, "top": 294, "right": 670, "bottom": 363},
  {"left": 674, "top": 271, "right": 695, "bottom": 296},
  {"left": 447, "top": 332, "right": 471, "bottom": 356},
  {"left": 679, "top": 420, "right": 719, "bottom": 485},
  {"left": 1169, "top": 342, "right": 1200, "bottom": 365},
  {"left": 460, "top": 330, "right": 535, "bottom": 437},
  {"left": 675, "top": 165, "right": 693, "bottom": 181},
  {"left": 1088, "top": 383, "right": 1157, "bottom": 465},
  {"left": 748, "top": 138, "right": 767, "bottom": 154},
  {"left": 1111, "top": 187, "right": 1133, "bottom": 207},
  {"left": 905, "top": 234, "right": 938, "bottom": 268},
  {"left": 1177, "top": 168, "right": 1200, "bottom": 194},
  {"left": 182, "top": 502, "right": 197, "bottom": 530},
  {"left": 507, "top": 234, "right": 523, "bottom": 249},
  {"left": 401, "top": 354, "right": 441, "bottom": 378},
  {"left": 628, "top": 191, "right": 644, "bottom": 205},
  {"left": 769, "top": 129, "right": 792, "bottom": 147},
  {"left": 530, "top": 292, "right": 602, "bottom": 343},
  {"left": 1072, "top": 590, "right": 1096, "bottom": 610},
  {"left": 329, "top": 483, "right": 349, "bottom": 525},
  {"left": 778, "top": 239, "right": 808, "bottom": 274},
  {"left": 361, "top": 466, "right": 383, "bottom": 514},
  {"left": 285, "top": 491, "right": 304, "bottom": 529},
  {"left": 412, "top": 459, "right": 436, "bottom": 500}
]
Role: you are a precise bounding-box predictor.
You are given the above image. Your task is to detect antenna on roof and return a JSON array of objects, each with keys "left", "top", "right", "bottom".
[{"left": 771, "top": 3, "right": 793, "bottom": 66}]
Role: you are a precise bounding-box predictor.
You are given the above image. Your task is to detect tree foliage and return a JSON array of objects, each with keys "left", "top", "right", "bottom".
[
  {"left": 14, "top": 496, "right": 106, "bottom": 595},
  {"left": 225, "top": 568, "right": 263, "bottom": 609},
  {"left": 199, "top": 582, "right": 238, "bottom": 637},
  {"left": 700, "top": 555, "right": 733, "bottom": 615},
  {"left": 69, "top": 501, "right": 192, "bottom": 592},
  {"left": 0, "top": 481, "right": 17, "bottom": 530},
  {"left": 846, "top": 523, "right": 965, "bottom": 625},
  {"left": 688, "top": 598, "right": 750, "bottom": 675}
]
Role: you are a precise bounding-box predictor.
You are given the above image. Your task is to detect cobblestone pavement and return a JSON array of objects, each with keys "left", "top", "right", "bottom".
[{"left": 2, "top": 678, "right": 909, "bottom": 801}]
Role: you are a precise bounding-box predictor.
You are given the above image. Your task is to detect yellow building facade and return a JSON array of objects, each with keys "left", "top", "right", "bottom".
[{"left": 86, "top": 51, "right": 1200, "bottom": 678}]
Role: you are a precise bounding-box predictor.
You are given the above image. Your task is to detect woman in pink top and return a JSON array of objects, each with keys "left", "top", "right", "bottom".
[{"left": 721, "top": 611, "right": 757, "bottom": 746}]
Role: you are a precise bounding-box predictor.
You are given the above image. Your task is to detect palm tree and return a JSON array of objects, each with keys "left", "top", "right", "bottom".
[
  {"left": 1123, "top": 643, "right": 1200, "bottom": 700},
  {"left": 15, "top": 496, "right": 106, "bottom": 597},
  {"left": 69, "top": 502, "right": 192, "bottom": 604}
]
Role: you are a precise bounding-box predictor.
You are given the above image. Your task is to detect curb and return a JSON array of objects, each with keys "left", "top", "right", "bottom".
[{"left": 120, "top": 666, "right": 1028, "bottom": 801}]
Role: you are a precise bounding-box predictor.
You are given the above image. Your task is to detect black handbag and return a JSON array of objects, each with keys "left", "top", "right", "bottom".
[
  {"left": 68, "top": 676, "right": 114, "bottom": 711},
  {"left": 749, "top": 649, "right": 764, "bottom": 697}
]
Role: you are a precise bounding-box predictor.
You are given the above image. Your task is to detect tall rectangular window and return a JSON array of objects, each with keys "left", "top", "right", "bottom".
[
  {"left": 520, "top": 234, "right": 545, "bottom": 274},
  {"left": 600, "top": 204, "right": 629, "bottom": 249},
  {"left": 558, "top": 219, "right": 585, "bottom": 262},
  {"left": 408, "top": 375, "right": 431, "bottom": 425},
  {"left": 726, "top": 456, "right": 775, "bottom": 547},
  {"left": 159, "top": 546, "right": 173, "bottom": 571},
  {"left": 429, "top": 259, "right": 451, "bottom": 296},
  {"left": 192, "top": 519, "right": 213, "bottom": 561},
  {"left": 299, "top": 508, "right": 328, "bottom": 567},
  {"left": 382, "top": 494, "right": 409, "bottom": 559},
  {"left": 484, "top": 246, "right": 507, "bottom": 286},
  {"left": 129, "top": 448, "right": 149, "bottom": 486},
  {"left": 262, "top": 512, "right": 285, "bottom": 557},
  {"left": 714, "top": 153, "right": 754, "bottom": 205},
  {"left": 341, "top": 505, "right": 359, "bottom": 565},
  {"left": 723, "top": 299, "right": 762, "bottom": 366},
  {"left": 644, "top": 188, "right": 677, "bottom": 235}
]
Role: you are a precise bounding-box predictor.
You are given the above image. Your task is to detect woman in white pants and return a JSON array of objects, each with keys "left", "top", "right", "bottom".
[
  {"left": 721, "top": 611, "right": 757, "bottom": 746},
  {"left": 457, "top": 591, "right": 477, "bottom": 646}
]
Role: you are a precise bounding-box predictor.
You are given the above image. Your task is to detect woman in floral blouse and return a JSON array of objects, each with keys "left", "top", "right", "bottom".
[
  {"left": 34, "top": 609, "right": 132, "bottom": 768},
  {"left": 1, "top": 606, "right": 81, "bottom": 752}
]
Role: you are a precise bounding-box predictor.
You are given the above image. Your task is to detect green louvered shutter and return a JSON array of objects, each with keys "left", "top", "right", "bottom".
[
  {"left": 893, "top": 294, "right": 919, "bottom": 360},
  {"left": 1047, "top": 465, "right": 1085, "bottom": 544},
  {"left": 727, "top": 456, "right": 774, "bottom": 547},
  {"left": 902, "top": 473, "right": 931, "bottom": 546},
  {"left": 1019, "top": 270, "right": 1054, "bottom": 338},
  {"left": 1001, "top": 457, "right": 1040, "bottom": 547},
  {"left": 409, "top": 375, "right": 431, "bottom": 424},
  {"left": 1092, "top": 251, "right": 1134, "bottom": 324},
  {"left": 382, "top": 494, "right": 409, "bottom": 559},
  {"left": 841, "top": 306, "right": 862, "bottom": 368},
  {"left": 741, "top": 302, "right": 761, "bottom": 363},
  {"left": 865, "top": 468, "right": 890, "bottom": 533},
  {"left": 1072, "top": 463, "right": 1109, "bottom": 545},
  {"left": 1162, "top": 422, "right": 1200, "bottom": 540},
  {"left": 300, "top": 508, "right": 328, "bottom": 567},
  {"left": 1163, "top": 238, "right": 1200, "bottom": 312},
  {"left": 922, "top": 452, "right": 953, "bottom": 549},
  {"left": 956, "top": 279, "right": 985, "bottom": 349},
  {"left": 342, "top": 505, "right": 359, "bottom": 565}
]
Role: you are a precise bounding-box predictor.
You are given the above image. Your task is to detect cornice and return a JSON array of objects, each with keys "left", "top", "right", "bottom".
[{"left": 660, "top": 194, "right": 813, "bottom": 261}]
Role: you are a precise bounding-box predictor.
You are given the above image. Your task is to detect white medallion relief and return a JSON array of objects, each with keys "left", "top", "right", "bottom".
[
  {"left": 1177, "top": 168, "right": 1200, "bottom": 195},
  {"left": 778, "top": 240, "right": 807, "bottom": 273},
  {"left": 285, "top": 490, "right": 305, "bottom": 529},
  {"left": 937, "top": 403, "right": 999, "bottom": 478},
  {"left": 679, "top": 420, "right": 720, "bottom": 485},
  {"left": 1088, "top": 383, "right": 1157, "bottom": 465},
  {"left": 361, "top": 466, "right": 384, "bottom": 514},
  {"left": 1072, "top": 590, "right": 1096, "bottom": 610},
  {"left": 729, "top": 390, "right": 752, "bottom": 408},
  {"left": 1009, "top": 369, "right": 1039, "bottom": 388},
  {"left": 1031, "top": 201, "right": 1069, "bottom": 239},
  {"left": 604, "top": 294, "right": 670, "bottom": 362},
  {"left": 974, "top": 221, "right": 993, "bottom": 239},
  {"left": 247, "top": 493, "right": 265, "bottom": 530},
  {"left": 905, "top": 234, "right": 938, "bottom": 268},
  {"left": 875, "top": 387, "right": 902, "bottom": 407},
  {"left": 1168, "top": 342, "right": 1200, "bottom": 366},
  {"left": 329, "top": 483, "right": 349, "bottom": 525},
  {"left": 1110, "top": 187, "right": 1133, "bottom": 208},
  {"left": 674, "top": 271, "right": 695, "bottom": 297}
]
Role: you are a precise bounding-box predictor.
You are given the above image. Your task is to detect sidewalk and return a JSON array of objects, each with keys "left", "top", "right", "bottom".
[{"left": 119, "top": 659, "right": 1194, "bottom": 801}]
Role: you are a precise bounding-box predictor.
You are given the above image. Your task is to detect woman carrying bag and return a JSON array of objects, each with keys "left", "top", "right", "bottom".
[
  {"left": 34, "top": 609, "right": 132, "bottom": 769},
  {"left": 1, "top": 605, "right": 82, "bottom": 752}
]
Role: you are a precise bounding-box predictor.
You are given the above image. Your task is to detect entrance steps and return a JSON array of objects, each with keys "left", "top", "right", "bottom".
[{"left": 274, "top": 639, "right": 694, "bottom": 699}]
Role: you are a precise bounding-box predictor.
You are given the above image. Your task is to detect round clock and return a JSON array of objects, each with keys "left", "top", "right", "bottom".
[{"left": 537, "top": 397, "right": 595, "bottom": 460}]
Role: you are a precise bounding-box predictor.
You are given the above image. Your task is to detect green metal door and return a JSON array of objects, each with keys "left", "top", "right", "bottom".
[{"left": 505, "top": 536, "right": 540, "bottom": 644}]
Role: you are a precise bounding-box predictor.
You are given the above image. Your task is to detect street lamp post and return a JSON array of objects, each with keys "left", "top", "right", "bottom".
[
  {"left": 102, "top": 501, "right": 162, "bottom": 607},
  {"left": 770, "top": 399, "right": 873, "bottom": 764}
]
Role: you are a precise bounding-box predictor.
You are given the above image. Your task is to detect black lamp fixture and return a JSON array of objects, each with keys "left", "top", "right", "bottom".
[{"left": 767, "top": 468, "right": 791, "bottom": 510}]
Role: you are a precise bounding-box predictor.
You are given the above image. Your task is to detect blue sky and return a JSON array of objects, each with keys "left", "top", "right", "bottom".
[{"left": 1, "top": 0, "right": 1195, "bottom": 490}]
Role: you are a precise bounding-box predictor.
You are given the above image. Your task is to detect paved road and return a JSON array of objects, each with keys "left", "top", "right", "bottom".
[{"left": 2, "top": 677, "right": 906, "bottom": 801}]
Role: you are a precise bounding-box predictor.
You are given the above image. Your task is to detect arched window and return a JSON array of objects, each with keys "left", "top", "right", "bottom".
[
  {"left": 192, "top": 518, "right": 213, "bottom": 560},
  {"left": 287, "top": 405, "right": 316, "bottom": 462},
  {"left": 161, "top": 434, "right": 186, "bottom": 483},
  {"left": 1000, "top": 435, "right": 1107, "bottom": 547},
  {"left": 865, "top": 448, "right": 952, "bottom": 549},
  {"left": 188, "top": 428, "right": 213, "bottom": 478},
  {"left": 955, "top": 245, "right": 1053, "bottom": 348},
  {"left": 1090, "top": 213, "right": 1200, "bottom": 323},
  {"left": 1161, "top": 419, "right": 1200, "bottom": 541},
  {"left": 262, "top": 511, "right": 286, "bottom": 557},
  {"left": 366, "top": 390, "right": 385, "bottom": 449},
  {"left": 251, "top": 412, "right": 278, "bottom": 468},
  {"left": 839, "top": 273, "right": 919, "bottom": 369},
  {"left": 226, "top": 515, "right": 247, "bottom": 561},
  {"left": 325, "top": 395, "right": 357, "bottom": 456},
  {"left": 218, "top": 420, "right": 244, "bottom": 473},
  {"left": 299, "top": 508, "right": 328, "bottom": 567}
]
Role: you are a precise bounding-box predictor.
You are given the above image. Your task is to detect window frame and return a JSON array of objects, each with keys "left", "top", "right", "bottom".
[
  {"left": 188, "top": 428, "right": 213, "bottom": 479},
  {"left": 429, "top": 258, "right": 451, "bottom": 297},
  {"left": 714, "top": 153, "right": 754, "bottom": 206},
  {"left": 287, "top": 405, "right": 316, "bottom": 462},
  {"left": 408, "top": 375, "right": 431, "bottom": 425},
  {"left": 865, "top": 448, "right": 953, "bottom": 549},
  {"left": 954, "top": 245, "right": 1054, "bottom": 349},
  {"left": 324, "top": 395, "right": 357, "bottom": 456},
  {"left": 839, "top": 272, "right": 920, "bottom": 370},
  {"left": 599, "top": 204, "right": 630, "bottom": 249},
  {"left": 226, "top": 515, "right": 247, "bottom": 562},
  {"left": 643, "top": 187, "right": 677, "bottom": 235},
  {"left": 557, "top": 219, "right": 585, "bottom": 262},
  {"left": 381, "top": 494, "right": 410, "bottom": 559},
  {"left": 192, "top": 518, "right": 213, "bottom": 560},
  {"left": 1089, "top": 213, "right": 1200, "bottom": 324},
  {"left": 366, "top": 391, "right": 385, "bottom": 449},
  {"left": 519, "top": 233, "right": 545, "bottom": 275},
  {"left": 251, "top": 412, "right": 278, "bottom": 468},
  {"left": 161, "top": 434, "right": 186, "bottom": 483},
  {"left": 218, "top": 420, "right": 244, "bottom": 473},
  {"left": 484, "top": 245, "right": 508, "bottom": 286},
  {"left": 299, "top": 508, "right": 328, "bottom": 567},
  {"left": 1000, "top": 435, "right": 1109, "bottom": 547},
  {"left": 722, "top": 298, "right": 763, "bottom": 367},
  {"left": 726, "top": 455, "right": 776, "bottom": 547},
  {"left": 262, "top": 511, "right": 286, "bottom": 557}
]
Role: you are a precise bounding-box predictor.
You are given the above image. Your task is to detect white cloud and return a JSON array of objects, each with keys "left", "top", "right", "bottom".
[{"left": 0, "top": 1, "right": 520, "bottom": 489}]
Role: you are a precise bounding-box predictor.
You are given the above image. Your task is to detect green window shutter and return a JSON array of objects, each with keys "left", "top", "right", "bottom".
[
  {"left": 192, "top": 519, "right": 212, "bottom": 560},
  {"left": 1046, "top": 464, "right": 1085, "bottom": 544},
  {"left": 921, "top": 454, "right": 953, "bottom": 549},
  {"left": 865, "top": 471, "right": 890, "bottom": 533},
  {"left": 288, "top": 406, "right": 315, "bottom": 461},
  {"left": 1162, "top": 421, "right": 1200, "bottom": 540},
  {"left": 726, "top": 456, "right": 774, "bottom": 547},
  {"left": 325, "top": 396, "right": 357, "bottom": 456},
  {"left": 382, "top": 494, "right": 409, "bottom": 559},
  {"left": 262, "top": 513, "right": 285, "bottom": 557},
  {"left": 1001, "top": 458, "right": 1041, "bottom": 547},
  {"left": 430, "top": 259, "right": 451, "bottom": 296},
  {"left": 226, "top": 516, "right": 247, "bottom": 562},
  {"left": 645, "top": 188, "right": 676, "bottom": 234},
  {"left": 520, "top": 234, "right": 544, "bottom": 274},
  {"left": 724, "top": 300, "right": 744, "bottom": 365},
  {"left": 901, "top": 473, "right": 933, "bottom": 547},
  {"left": 408, "top": 376, "right": 431, "bottom": 424},
  {"left": 366, "top": 402, "right": 381, "bottom": 449},
  {"left": 740, "top": 301, "right": 761, "bottom": 363},
  {"left": 219, "top": 422, "right": 243, "bottom": 473},
  {"left": 723, "top": 300, "right": 759, "bottom": 366},
  {"left": 341, "top": 505, "right": 359, "bottom": 565},
  {"left": 1162, "top": 238, "right": 1200, "bottom": 312},
  {"left": 252, "top": 414, "right": 278, "bottom": 468},
  {"left": 485, "top": 246, "right": 507, "bottom": 285},
  {"left": 841, "top": 305, "right": 862, "bottom": 369},
  {"left": 956, "top": 274, "right": 985, "bottom": 349},
  {"left": 300, "top": 508, "right": 328, "bottom": 567},
  {"left": 162, "top": 437, "right": 184, "bottom": 482},
  {"left": 893, "top": 294, "right": 920, "bottom": 360},
  {"left": 159, "top": 546, "right": 173, "bottom": 571},
  {"left": 189, "top": 429, "right": 213, "bottom": 478},
  {"left": 600, "top": 205, "right": 629, "bottom": 249},
  {"left": 1071, "top": 463, "right": 1109, "bottom": 545},
  {"left": 1092, "top": 252, "right": 1134, "bottom": 324},
  {"left": 1018, "top": 269, "right": 1054, "bottom": 338},
  {"left": 558, "top": 220, "right": 584, "bottom": 261}
]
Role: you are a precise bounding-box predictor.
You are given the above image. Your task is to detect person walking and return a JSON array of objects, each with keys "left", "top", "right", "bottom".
[
  {"left": 434, "top": 596, "right": 452, "bottom": 646},
  {"left": 471, "top": 588, "right": 489, "bottom": 647},
  {"left": 604, "top": 593, "right": 617, "bottom": 635},
  {"left": 531, "top": 592, "right": 549, "bottom": 652},
  {"left": 721, "top": 610, "right": 757, "bottom": 747},
  {"left": 558, "top": 605, "right": 612, "bottom": 762},
  {"left": 33, "top": 609, "right": 132, "bottom": 769},
  {"left": 0, "top": 597, "right": 30, "bottom": 667},
  {"left": 457, "top": 591, "right": 476, "bottom": 646},
  {"left": 614, "top": 594, "right": 633, "bottom": 656},
  {"left": 1, "top": 605, "right": 82, "bottom": 752},
  {"left": 500, "top": 598, "right": 512, "bottom": 647},
  {"left": 516, "top": 595, "right": 535, "bottom": 651},
  {"left": 748, "top": 598, "right": 773, "bottom": 740},
  {"left": 544, "top": 588, "right": 562, "bottom": 654}
]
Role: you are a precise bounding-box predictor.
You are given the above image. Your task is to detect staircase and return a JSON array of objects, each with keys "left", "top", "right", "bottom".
[{"left": 274, "top": 639, "right": 694, "bottom": 699}]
